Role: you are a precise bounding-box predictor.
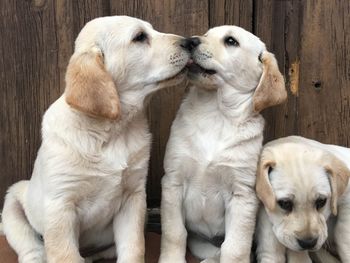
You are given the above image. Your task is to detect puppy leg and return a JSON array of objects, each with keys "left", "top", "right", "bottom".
[
  {"left": 200, "top": 256, "right": 220, "bottom": 263},
  {"left": 256, "top": 208, "right": 286, "bottom": 263},
  {"left": 2, "top": 181, "right": 46, "bottom": 263},
  {"left": 220, "top": 187, "right": 258, "bottom": 263},
  {"left": 113, "top": 189, "right": 146, "bottom": 263},
  {"left": 334, "top": 204, "right": 350, "bottom": 261},
  {"left": 287, "top": 250, "right": 312, "bottom": 263},
  {"left": 159, "top": 174, "right": 187, "bottom": 263},
  {"left": 44, "top": 201, "right": 83, "bottom": 263},
  {"left": 187, "top": 235, "right": 220, "bottom": 263}
]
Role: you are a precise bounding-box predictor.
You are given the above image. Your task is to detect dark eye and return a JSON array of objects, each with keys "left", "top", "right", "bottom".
[
  {"left": 315, "top": 197, "right": 327, "bottom": 210},
  {"left": 268, "top": 166, "right": 273, "bottom": 174},
  {"left": 277, "top": 199, "right": 293, "bottom": 212},
  {"left": 133, "top": 32, "right": 148, "bottom": 42},
  {"left": 224, "top": 36, "right": 239, "bottom": 47}
]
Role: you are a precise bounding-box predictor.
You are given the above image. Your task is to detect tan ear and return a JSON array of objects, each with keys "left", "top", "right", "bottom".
[
  {"left": 256, "top": 157, "right": 276, "bottom": 211},
  {"left": 253, "top": 51, "right": 287, "bottom": 112},
  {"left": 323, "top": 153, "right": 350, "bottom": 216},
  {"left": 65, "top": 48, "right": 120, "bottom": 120}
]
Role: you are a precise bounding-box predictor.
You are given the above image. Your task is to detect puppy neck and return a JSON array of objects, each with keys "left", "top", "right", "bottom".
[
  {"left": 188, "top": 85, "right": 258, "bottom": 123},
  {"left": 217, "top": 85, "right": 256, "bottom": 121},
  {"left": 118, "top": 87, "right": 151, "bottom": 121}
]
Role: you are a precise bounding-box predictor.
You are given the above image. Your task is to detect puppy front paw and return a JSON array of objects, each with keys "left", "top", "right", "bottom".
[
  {"left": 220, "top": 250, "right": 250, "bottom": 263},
  {"left": 200, "top": 257, "right": 219, "bottom": 263},
  {"left": 117, "top": 255, "right": 144, "bottom": 263},
  {"left": 18, "top": 249, "right": 46, "bottom": 263},
  {"left": 46, "top": 254, "right": 84, "bottom": 263},
  {"left": 158, "top": 255, "right": 186, "bottom": 263}
]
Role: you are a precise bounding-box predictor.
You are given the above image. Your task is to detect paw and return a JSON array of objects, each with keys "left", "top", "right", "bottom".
[
  {"left": 46, "top": 255, "right": 84, "bottom": 263},
  {"left": 118, "top": 259, "right": 144, "bottom": 263},
  {"left": 220, "top": 246, "right": 250, "bottom": 263},
  {"left": 287, "top": 250, "right": 312, "bottom": 263},
  {"left": 158, "top": 256, "right": 186, "bottom": 263},
  {"left": 18, "top": 258, "right": 45, "bottom": 263},
  {"left": 220, "top": 254, "right": 250, "bottom": 263},
  {"left": 201, "top": 258, "right": 219, "bottom": 263},
  {"left": 18, "top": 250, "right": 46, "bottom": 263},
  {"left": 117, "top": 255, "right": 144, "bottom": 263}
]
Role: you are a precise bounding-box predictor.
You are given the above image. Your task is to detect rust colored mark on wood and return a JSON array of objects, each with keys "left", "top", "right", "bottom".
[{"left": 289, "top": 60, "right": 300, "bottom": 96}]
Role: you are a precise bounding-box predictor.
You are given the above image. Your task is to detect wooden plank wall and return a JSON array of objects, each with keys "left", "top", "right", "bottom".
[{"left": 1, "top": 0, "right": 349, "bottom": 208}]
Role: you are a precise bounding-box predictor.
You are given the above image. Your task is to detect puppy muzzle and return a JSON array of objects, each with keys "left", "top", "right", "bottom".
[{"left": 180, "top": 37, "right": 201, "bottom": 52}]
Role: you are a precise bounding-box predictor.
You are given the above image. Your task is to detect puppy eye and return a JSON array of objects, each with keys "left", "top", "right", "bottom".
[
  {"left": 268, "top": 166, "right": 273, "bottom": 174},
  {"left": 315, "top": 197, "right": 327, "bottom": 210},
  {"left": 277, "top": 199, "right": 293, "bottom": 212},
  {"left": 133, "top": 32, "right": 148, "bottom": 42},
  {"left": 224, "top": 36, "right": 239, "bottom": 47}
]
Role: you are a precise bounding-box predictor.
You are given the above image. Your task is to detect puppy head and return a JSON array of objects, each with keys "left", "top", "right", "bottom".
[
  {"left": 65, "top": 16, "right": 189, "bottom": 120},
  {"left": 186, "top": 25, "right": 286, "bottom": 111},
  {"left": 256, "top": 137, "right": 350, "bottom": 252}
]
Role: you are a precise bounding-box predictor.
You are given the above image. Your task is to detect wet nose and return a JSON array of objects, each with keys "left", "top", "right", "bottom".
[
  {"left": 297, "top": 237, "right": 318, "bottom": 250},
  {"left": 180, "top": 37, "right": 201, "bottom": 52}
]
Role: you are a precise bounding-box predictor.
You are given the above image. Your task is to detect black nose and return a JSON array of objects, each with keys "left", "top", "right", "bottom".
[
  {"left": 297, "top": 237, "right": 318, "bottom": 250},
  {"left": 180, "top": 37, "right": 201, "bottom": 52}
]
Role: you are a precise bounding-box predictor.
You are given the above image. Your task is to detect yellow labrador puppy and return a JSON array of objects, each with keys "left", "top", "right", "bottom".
[
  {"left": 1, "top": 16, "right": 189, "bottom": 263},
  {"left": 159, "top": 26, "right": 287, "bottom": 263},
  {"left": 256, "top": 136, "right": 350, "bottom": 263}
]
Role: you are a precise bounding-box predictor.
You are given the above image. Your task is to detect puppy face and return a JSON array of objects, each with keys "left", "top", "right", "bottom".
[
  {"left": 185, "top": 25, "right": 287, "bottom": 112},
  {"left": 65, "top": 16, "right": 189, "bottom": 120},
  {"left": 267, "top": 156, "right": 331, "bottom": 251},
  {"left": 256, "top": 139, "right": 350, "bottom": 252},
  {"left": 91, "top": 16, "right": 189, "bottom": 88},
  {"left": 187, "top": 25, "right": 265, "bottom": 90}
]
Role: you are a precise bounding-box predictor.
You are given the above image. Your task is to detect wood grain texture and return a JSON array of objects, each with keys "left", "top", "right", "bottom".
[
  {"left": 1, "top": 0, "right": 349, "bottom": 208},
  {"left": 0, "top": 0, "right": 110, "bottom": 208},
  {"left": 0, "top": 0, "right": 62, "bottom": 208},
  {"left": 297, "top": 0, "right": 350, "bottom": 145},
  {"left": 255, "top": 0, "right": 350, "bottom": 146},
  {"left": 254, "top": 0, "right": 304, "bottom": 142},
  {"left": 209, "top": 0, "right": 253, "bottom": 31}
]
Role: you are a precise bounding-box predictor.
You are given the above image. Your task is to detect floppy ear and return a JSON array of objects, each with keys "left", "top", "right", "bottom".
[
  {"left": 253, "top": 51, "right": 287, "bottom": 112},
  {"left": 323, "top": 153, "right": 350, "bottom": 216},
  {"left": 65, "top": 47, "right": 120, "bottom": 120},
  {"left": 256, "top": 155, "right": 276, "bottom": 211}
]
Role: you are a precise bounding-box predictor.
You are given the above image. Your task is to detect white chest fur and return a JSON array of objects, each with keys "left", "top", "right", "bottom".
[
  {"left": 25, "top": 97, "right": 151, "bottom": 240},
  {"left": 164, "top": 87, "right": 264, "bottom": 238}
]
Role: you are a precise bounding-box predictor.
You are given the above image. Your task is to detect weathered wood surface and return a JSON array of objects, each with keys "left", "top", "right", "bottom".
[{"left": 1, "top": 0, "right": 349, "bottom": 207}]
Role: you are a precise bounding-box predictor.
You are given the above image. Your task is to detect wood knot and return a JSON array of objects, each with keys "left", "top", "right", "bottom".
[
  {"left": 312, "top": 80, "right": 322, "bottom": 90},
  {"left": 31, "top": 0, "right": 47, "bottom": 10}
]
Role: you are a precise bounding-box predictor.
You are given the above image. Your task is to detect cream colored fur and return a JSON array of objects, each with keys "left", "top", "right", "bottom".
[
  {"left": 256, "top": 136, "right": 350, "bottom": 263},
  {"left": 1, "top": 16, "right": 189, "bottom": 263},
  {"left": 159, "top": 25, "right": 286, "bottom": 263}
]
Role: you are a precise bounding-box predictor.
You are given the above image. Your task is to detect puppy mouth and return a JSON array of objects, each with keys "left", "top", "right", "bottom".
[
  {"left": 186, "top": 59, "right": 217, "bottom": 75},
  {"left": 160, "top": 66, "right": 187, "bottom": 83}
]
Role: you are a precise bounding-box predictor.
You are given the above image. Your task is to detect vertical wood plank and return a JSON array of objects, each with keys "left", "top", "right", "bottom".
[
  {"left": 56, "top": 0, "right": 111, "bottom": 89},
  {"left": 110, "top": 0, "right": 209, "bottom": 206},
  {"left": 0, "top": 0, "right": 110, "bottom": 208},
  {"left": 255, "top": 0, "right": 350, "bottom": 147},
  {"left": 254, "top": 0, "right": 303, "bottom": 142},
  {"left": 0, "top": 0, "right": 62, "bottom": 208},
  {"left": 209, "top": 0, "right": 253, "bottom": 31},
  {"left": 298, "top": 0, "right": 350, "bottom": 145}
]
